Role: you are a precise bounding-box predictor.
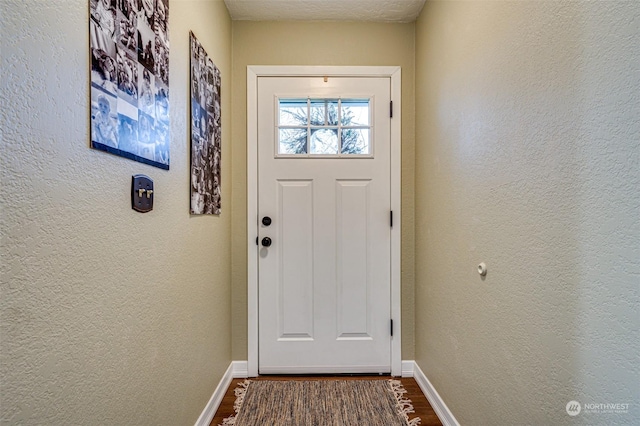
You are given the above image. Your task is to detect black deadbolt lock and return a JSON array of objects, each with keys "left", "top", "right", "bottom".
[
  {"left": 261, "top": 237, "right": 272, "bottom": 247},
  {"left": 262, "top": 216, "right": 272, "bottom": 226}
]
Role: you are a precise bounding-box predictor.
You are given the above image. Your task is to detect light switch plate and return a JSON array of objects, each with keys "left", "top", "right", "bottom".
[{"left": 132, "top": 174, "right": 154, "bottom": 213}]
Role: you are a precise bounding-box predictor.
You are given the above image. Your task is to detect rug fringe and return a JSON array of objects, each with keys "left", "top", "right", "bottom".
[
  {"left": 388, "top": 379, "right": 422, "bottom": 426},
  {"left": 220, "top": 379, "right": 251, "bottom": 426}
]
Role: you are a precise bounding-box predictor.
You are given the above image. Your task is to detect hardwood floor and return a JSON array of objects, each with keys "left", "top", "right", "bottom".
[{"left": 209, "top": 375, "right": 442, "bottom": 426}]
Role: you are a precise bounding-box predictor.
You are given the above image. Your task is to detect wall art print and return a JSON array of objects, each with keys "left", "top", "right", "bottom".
[
  {"left": 189, "top": 32, "right": 221, "bottom": 215},
  {"left": 90, "top": 0, "right": 170, "bottom": 170}
]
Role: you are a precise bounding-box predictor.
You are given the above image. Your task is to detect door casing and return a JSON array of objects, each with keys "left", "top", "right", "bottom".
[{"left": 247, "top": 66, "right": 402, "bottom": 376}]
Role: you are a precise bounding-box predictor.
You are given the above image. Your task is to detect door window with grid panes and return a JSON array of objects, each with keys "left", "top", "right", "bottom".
[{"left": 277, "top": 98, "right": 372, "bottom": 157}]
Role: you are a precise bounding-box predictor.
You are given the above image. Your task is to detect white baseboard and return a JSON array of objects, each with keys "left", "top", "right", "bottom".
[
  {"left": 410, "top": 361, "right": 460, "bottom": 426},
  {"left": 194, "top": 363, "right": 234, "bottom": 426},
  {"left": 401, "top": 360, "right": 415, "bottom": 377},
  {"left": 232, "top": 360, "right": 249, "bottom": 378},
  {"left": 194, "top": 361, "right": 249, "bottom": 426}
]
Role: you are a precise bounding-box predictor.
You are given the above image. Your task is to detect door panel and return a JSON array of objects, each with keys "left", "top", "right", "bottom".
[
  {"left": 277, "top": 179, "right": 313, "bottom": 340},
  {"left": 336, "top": 179, "right": 371, "bottom": 338},
  {"left": 258, "top": 76, "right": 391, "bottom": 374}
]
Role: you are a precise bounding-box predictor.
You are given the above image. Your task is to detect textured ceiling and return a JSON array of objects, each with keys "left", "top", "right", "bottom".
[{"left": 223, "top": 0, "right": 427, "bottom": 22}]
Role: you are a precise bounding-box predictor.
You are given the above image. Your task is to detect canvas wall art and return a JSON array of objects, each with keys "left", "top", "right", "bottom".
[
  {"left": 89, "top": 0, "right": 170, "bottom": 170},
  {"left": 189, "top": 32, "right": 221, "bottom": 215}
]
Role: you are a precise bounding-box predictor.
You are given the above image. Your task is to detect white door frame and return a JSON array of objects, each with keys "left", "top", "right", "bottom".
[{"left": 247, "top": 65, "right": 402, "bottom": 376}]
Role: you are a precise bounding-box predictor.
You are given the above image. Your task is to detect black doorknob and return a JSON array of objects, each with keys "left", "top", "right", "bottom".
[
  {"left": 262, "top": 216, "right": 272, "bottom": 226},
  {"left": 261, "top": 237, "right": 272, "bottom": 247}
]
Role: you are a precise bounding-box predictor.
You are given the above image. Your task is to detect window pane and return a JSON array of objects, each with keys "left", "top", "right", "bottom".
[
  {"left": 341, "top": 99, "right": 369, "bottom": 126},
  {"left": 277, "top": 97, "right": 372, "bottom": 157},
  {"left": 279, "top": 99, "right": 307, "bottom": 126},
  {"left": 309, "top": 100, "right": 325, "bottom": 126},
  {"left": 326, "top": 100, "right": 339, "bottom": 126},
  {"left": 310, "top": 128, "right": 338, "bottom": 154},
  {"left": 341, "top": 128, "right": 370, "bottom": 154},
  {"left": 279, "top": 128, "right": 307, "bottom": 154}
]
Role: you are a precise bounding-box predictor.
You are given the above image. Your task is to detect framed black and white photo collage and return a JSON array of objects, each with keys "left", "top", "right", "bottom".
[
  {"left": 89, "top": 0, "right": 170, "bottom": 169},
  {"left": 189, "top": 32, "right": 221, "bottom": 215}
]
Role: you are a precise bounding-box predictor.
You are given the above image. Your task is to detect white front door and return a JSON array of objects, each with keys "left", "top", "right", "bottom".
[{"left": 257, "top": 76, "right": 392, "bottom": 374}]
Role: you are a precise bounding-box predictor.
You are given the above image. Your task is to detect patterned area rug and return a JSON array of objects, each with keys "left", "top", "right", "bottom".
[{"left": 221, "top": 379, "right": 421, "bottom": 426}]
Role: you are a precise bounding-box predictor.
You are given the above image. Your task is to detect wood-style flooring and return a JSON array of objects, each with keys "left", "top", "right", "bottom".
[{"left": 210, "top": 375, "right": 442, "bottom": 426}]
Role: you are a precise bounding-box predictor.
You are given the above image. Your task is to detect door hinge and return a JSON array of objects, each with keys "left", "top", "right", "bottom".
[
  {"left": 390, "top": 210, "right": 393, "bottom": 228},
  {"left": 390, "top": 319, "right": 394, "bottom": 336},
  {"left": 390, "top": 101, "right": 393, "bottom": 118},
  {"left": 256, "top": 237, "right": 259, "bottom": 246}
]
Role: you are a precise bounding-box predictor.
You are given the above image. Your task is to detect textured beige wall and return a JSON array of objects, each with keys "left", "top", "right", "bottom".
[
  {"left": 231, "top": 21, "right": 416, "bottom": 360},
  {"left": 0, "top": 1, "right": 232, "bottom": 424},
  {"left": 415, "top": 1, "right": 639, "bottom": 425}
]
